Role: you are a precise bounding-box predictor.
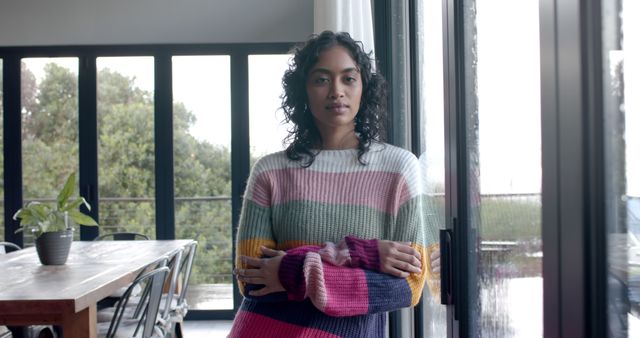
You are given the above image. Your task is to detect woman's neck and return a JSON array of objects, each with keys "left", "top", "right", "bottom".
[{"left": 318, "top": 129, "right": 359, "bottom": 150}]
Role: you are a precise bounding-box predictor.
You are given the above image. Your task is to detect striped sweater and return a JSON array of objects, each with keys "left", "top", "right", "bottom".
[{"left": 229, "top": 143, "right": 439, "bottom": 338}]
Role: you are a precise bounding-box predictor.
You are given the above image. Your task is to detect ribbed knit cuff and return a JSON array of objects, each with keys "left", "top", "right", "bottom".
[
  {"left": 345, "top": 236, "right": 380, "bottom": 271},
  {"left": 278, "top": 252, "right": 307, "bottom": 301}
]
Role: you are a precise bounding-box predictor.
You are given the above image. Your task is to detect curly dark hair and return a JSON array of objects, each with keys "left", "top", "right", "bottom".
[{"left": 280, "top": 30, "right": 388, "bottom": 166}]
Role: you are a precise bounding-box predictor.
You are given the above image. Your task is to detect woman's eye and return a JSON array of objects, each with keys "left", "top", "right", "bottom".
[
  {"left": 345, "top": 76, "right": 357, "bottom": 83},
  {"left": 314, "top": 77, "right": 329, "bottom": 84}
]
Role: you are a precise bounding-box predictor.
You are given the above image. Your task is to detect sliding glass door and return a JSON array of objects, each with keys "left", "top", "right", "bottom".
[{"left": 440, "top": 0, "right": 543, "bottom": 336}]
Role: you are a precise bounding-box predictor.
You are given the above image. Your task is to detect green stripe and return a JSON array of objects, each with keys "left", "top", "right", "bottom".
[
  {"left": 237, "top": 200, "right": 273, "bottom": 241},
  {"left": 238, "top": 196, "right": 437, "bottom": 246},
  {"left": 271, "top": 201, "right": 390, "bottom": 244}
]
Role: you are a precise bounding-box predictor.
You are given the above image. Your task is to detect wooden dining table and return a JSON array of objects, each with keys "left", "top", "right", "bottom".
[{"left": 0, "top": 239, "right": 195, "bottom": 338}]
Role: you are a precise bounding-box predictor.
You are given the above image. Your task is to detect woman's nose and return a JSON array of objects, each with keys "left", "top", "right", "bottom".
[{"left": 329, "top": 82, "right": 345, "bottom": 98}]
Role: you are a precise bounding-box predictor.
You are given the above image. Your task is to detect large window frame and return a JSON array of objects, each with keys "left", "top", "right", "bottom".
[
  {"left": 435, "top": 0, "right": 609, "bottom": 336},
  {"left": 1, "top": 43, "right": 293, "bottom": 320},
  {"left": 375, "top": 0, "right": 612, "bottom": 337}
]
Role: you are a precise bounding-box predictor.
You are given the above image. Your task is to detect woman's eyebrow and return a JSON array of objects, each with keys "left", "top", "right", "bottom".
[{"left": 309, "top": 67, "right": 360, "bottom": 75}]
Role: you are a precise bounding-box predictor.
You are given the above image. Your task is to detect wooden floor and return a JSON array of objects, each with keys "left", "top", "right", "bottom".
[{"left": 182, "top": 320, "right": 233, "bottom": 338}]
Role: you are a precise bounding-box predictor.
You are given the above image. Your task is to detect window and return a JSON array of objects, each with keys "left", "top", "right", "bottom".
[
  {"left": 248, "top": 54, "right": 290, "bottom": 158},
  {"left": 604, "top": 0, "right": 640, "bottom": 335},
  {"left": 0, "top": 58, "right": 3, "bottom": 240},
  {"left": 416, "top": 0, "right": 446, "bottom": 335},
  {"left": 97, "top": 56, "right": 156, "bottom": 239},
  {"left": 1, "top": 43, "right": 294, "bottom": 320},
  {"left": 461, "top": 0, "right": 542, "bottom": 336},
  {"left": 21, "top": 57, "right": 80, "bottom": 244},
  {"left": 172, "top": 55, "right": 233, "bottom": 310}
]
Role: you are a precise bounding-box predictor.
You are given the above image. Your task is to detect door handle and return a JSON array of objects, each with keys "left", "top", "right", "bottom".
[{"left": 440, "top": 228, "right": 454, "bottom": 305}]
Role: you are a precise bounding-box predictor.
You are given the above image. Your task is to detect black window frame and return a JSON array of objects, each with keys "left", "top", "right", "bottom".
[{"left": 1, "top": 42, "right": 294, "bottom": 319}]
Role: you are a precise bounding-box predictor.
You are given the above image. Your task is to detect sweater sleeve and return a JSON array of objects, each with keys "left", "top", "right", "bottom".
[
  {"left": 277, "top": 234, "right": 434, "bottom": 317},
  {"left": 235, "top": 160, "right": 278, "bottom": 298}
]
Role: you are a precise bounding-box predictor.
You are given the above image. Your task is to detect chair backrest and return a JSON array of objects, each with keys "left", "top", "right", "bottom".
[
  {"left": 122, "top": 250, "right": 181, "bottom": 337},
  {"left": 93, "top": 232, "right": 150, "bottom": 241},
  {"left": 158, "top": 242, "right": 197, "bottom": 337},
  {"left": 0, "top": 242, "right": 21, "bottom": 254},
  {"left": 157, "top": 248, "right": 182, "bottom": 320},
  {"left": 176, "top": 242, "right": 198, "bottom": 305},
  {"left": 106, "top": 264, "right": 170, "bottom": 338}
]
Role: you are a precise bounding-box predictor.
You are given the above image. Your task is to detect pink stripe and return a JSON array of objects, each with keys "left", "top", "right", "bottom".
[
  {"left": 228, "top": 311, "right": 340, "bottom": 338},
  {"left": 303, "top": 252, "right": 328, "bottom": 309},
  {"left": 249, "top": 168, "right": 412, "bottom": 214},
  {"left": 321, "top": 264, "right": 369, "bottom": 316}
]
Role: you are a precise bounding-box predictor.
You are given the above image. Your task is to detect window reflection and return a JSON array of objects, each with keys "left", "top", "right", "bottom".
[
  {"left": 464, "top": 0, "right": 542, "bottom": 336},
  {"left": 604, "top": 0, "right": 640, "bottom": 336},
  {"left": 417, "top": 0, "right": 446, "bottom": 335}
]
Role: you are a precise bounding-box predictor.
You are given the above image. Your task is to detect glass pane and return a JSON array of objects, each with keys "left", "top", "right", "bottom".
[
  {"left": 604, "top": 0, "right": 640, "bottom": 336},
  {"left": 417, "top": 0, "right": 446, "bottom": 335},
  {"left": 172, "top": 55, "right": 233, "bottom": 310},
  {"left": 464, "top": 0, "right": 542, "bottom": 336},
  {"left": 21, "top": 58, "right": 80, "bottom": 244},
  {"left": 97, "top": 57, "right": 155, "bottom": 239},
  {"left": 248, "top": 54, "right": 290, "bottom": 158},
  {"left": 0, "top": 59, "right": 3, "bottom": 241}
]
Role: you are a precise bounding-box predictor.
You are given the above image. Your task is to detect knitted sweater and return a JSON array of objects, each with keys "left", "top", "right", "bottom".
[{"left": 229, "top": 143, "right": 439, "bottom": 338}]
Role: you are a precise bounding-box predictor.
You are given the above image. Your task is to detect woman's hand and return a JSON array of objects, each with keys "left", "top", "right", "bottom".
[
  {"left": 377, "top": 240, "right": 422, "bottom": 278},
  {"left": 234, "top": 246, "right": 286, "bottom": 296}
]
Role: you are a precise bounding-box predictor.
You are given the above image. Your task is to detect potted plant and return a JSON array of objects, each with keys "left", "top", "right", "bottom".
[{"left": 12, "top": 172, "right": 98, "bottom": 265}]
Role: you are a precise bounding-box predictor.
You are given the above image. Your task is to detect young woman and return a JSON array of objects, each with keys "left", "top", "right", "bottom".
[{"left": 230, "top": 31, "right": 440, "bottom": 337}]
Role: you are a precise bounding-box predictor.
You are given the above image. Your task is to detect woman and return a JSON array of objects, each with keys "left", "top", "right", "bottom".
[{"left": 230, "top": 31, "right": 440, "bottom": 337}]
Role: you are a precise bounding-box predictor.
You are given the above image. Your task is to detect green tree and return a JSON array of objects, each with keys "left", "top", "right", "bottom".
[
  {"left": 22, "top": 63, "right": 78, "bottom": 200},
  {"left": 13, "top": 61, "right": 253, "bottom": 294},
  {"left": 93, "top": 68, "right": 234, "bottom": 285}
]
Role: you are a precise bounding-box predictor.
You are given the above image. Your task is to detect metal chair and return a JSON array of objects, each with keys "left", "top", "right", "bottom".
[
  {"left": 93, "top": 232, "right": 150, "bottom": 241},
  {"left": 100, "top": 248, "right": 185, "bottom": 337},
  {"left": 0, "top": 326, "right": 10, "bottom": 338},
  {"left": 0, "top": 242, "right": 20, "bottom": 254},
  {"left": 167, "top": 242, "right": 198, "bottom": 338},
  {"left": 97, "top": 265, "right": 170, "bottom": 338},
  {"left": 97, "top": 242, "right": 197, "bottom": 338},
  {"left": 94, "top": 232, "right": 151, "bottom": 307},
  {"left": 1, "top": 243, "right": 59, "bottom": 338}
]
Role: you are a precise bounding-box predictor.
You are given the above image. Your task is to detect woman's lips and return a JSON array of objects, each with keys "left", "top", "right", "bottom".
[{"left": 326, "top": 103, "right": 349, "bottom": 113}]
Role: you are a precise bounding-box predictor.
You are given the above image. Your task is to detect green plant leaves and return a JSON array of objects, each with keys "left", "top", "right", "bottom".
[
  {"left": 57, "top": 172, "right": 76, "bottom": 210},
  {"left": 13, "top": 172, "right": 99, "bottom": 235},
  {"left": 67, "top": 210, "right": 98, "bottom": 226}
]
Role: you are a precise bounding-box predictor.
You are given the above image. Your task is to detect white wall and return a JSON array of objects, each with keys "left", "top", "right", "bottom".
[{"left": 0, "top": 0, "right": 313, "bottom": 46}]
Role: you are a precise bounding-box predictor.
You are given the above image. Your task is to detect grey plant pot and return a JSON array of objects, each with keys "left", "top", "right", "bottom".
[{"left": 35, "top": 229, "right": 73, "bottom": 265}]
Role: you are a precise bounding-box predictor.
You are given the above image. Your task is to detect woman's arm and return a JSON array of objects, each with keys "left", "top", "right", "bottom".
[
  {"left": 234, "top": 158, "right": 279, "bottom": 298},
  {"left": 235, "top": 236, "right": 423, "bottom": 295},
  {"left": 237, "top": 237, "right": 437, "bottom": 317}
]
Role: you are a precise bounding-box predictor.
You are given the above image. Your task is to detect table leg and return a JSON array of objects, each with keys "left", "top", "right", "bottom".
[{"left": 60, "top": 303, "right": 97, "bottom": 338}]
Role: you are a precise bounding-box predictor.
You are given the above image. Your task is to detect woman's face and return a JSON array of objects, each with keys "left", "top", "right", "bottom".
[{"left": 305, "top": 45, "right": 363, "bottom": 137}]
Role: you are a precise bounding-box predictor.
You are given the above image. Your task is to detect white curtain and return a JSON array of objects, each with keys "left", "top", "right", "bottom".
[{"left": 313, "top": 0, "right": 375, "bottom": 57}]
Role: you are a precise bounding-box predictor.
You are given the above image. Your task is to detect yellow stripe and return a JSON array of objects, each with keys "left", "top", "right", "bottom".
[
  {"left": 406, "top": 243, "right": 440, "bottom": 306},
  {"left": 236, "top": 238, "right": 277, "bottom": 296}
]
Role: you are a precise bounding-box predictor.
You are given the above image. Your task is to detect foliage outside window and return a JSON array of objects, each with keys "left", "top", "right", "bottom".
[{"left": 21, "top": 59, "right": 80, "bottom": 243}]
